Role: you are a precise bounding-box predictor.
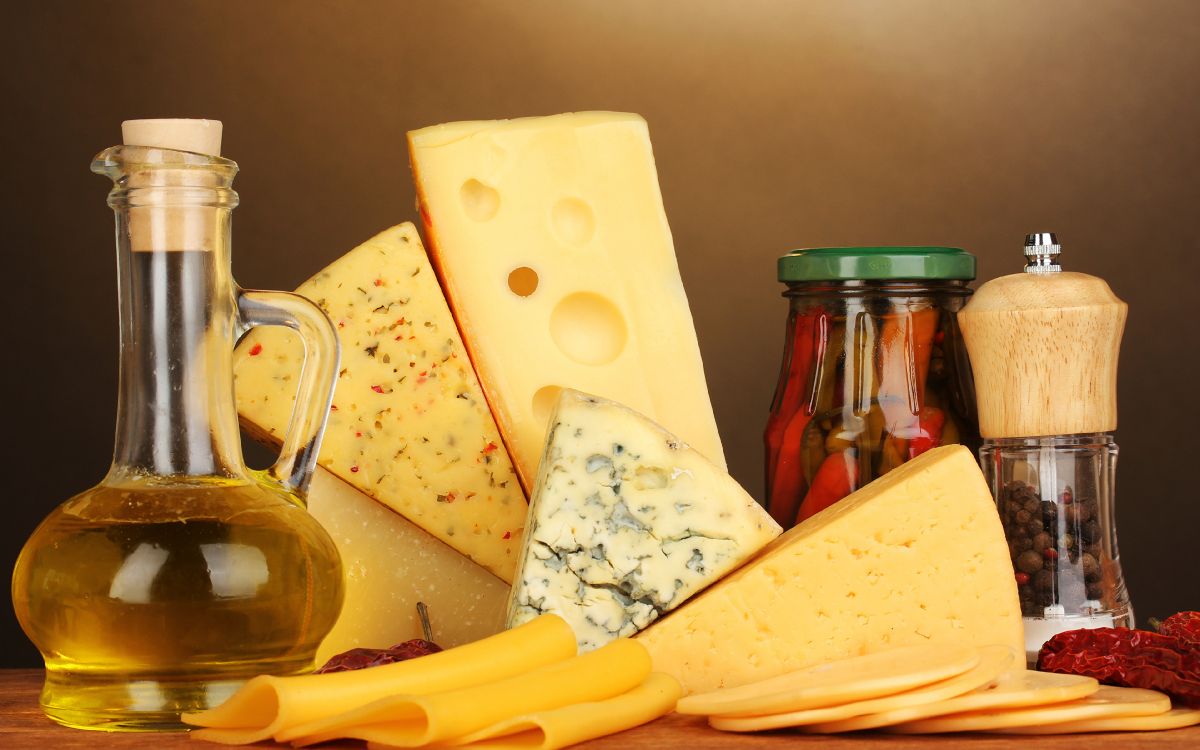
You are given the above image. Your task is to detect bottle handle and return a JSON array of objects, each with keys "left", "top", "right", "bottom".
[{"left": 236, "top": 288, "right": 340, "bottom": 498}]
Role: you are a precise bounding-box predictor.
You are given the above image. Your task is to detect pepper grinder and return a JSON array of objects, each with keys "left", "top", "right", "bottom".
[{"left": 959, "top": 233, "right": 1132, "bottom": 664}]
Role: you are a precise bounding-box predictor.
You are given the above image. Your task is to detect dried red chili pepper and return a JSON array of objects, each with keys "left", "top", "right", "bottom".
[
  {"left": 315, "top": 639, "right": 443, "bottom": 674},
  {"left": 1160, "top": 611, "right": 1200, "bottom": 646},
  {"left": 1037, "top": 627, "right": 1200, "bottom": 706}
]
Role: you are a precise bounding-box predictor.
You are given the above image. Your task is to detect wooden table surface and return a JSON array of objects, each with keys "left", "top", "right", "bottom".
[{"left": 3, "top": 670, "right": 1198, "bottom": 749}]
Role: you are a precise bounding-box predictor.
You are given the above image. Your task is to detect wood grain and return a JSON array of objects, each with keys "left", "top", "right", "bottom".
[
  {"left": 2, "top": 670, "right": 1197, "bottom": 749},
  {"left": 959, "top": 271, "right": 1126, "bottom": 438}
]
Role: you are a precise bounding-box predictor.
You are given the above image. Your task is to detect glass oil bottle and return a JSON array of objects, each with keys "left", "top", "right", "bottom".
[
  {"left": 11, "top": 120, "right": 345, "bottom": 731},
  {"left": 959, "top": 233, "right": 1132, "bottom": 664}
]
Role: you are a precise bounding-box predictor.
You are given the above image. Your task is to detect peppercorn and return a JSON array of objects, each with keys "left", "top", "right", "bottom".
[
  {"left": 1082, "top": 553, "right": 1101, "bottom": 582},
  {"left": 1016, "top": 549, "right": 1045, "bottom": 574},
  {"left": 1086, "top": 583, "right": 1104, "bottom": 600},
  {"left": 1015, "top": 571, "right": 1031, "bottom": 586},
  {"left": 1034, "top": 568, "right": 1056, "bottom": 598},
  {"left": 1015, "top": 508, "right": 1032, "bottom": 525}
]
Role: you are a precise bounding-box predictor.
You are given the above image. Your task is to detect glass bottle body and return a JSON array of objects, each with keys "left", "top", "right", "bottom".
[
  {"left": 765, "top": 280, "right": 979, "bottom": 527},
  {"left": 11, "top": 145, "right": 343, "bottom": 730},
  {"left": 981, "top": 434, "right": 1132, "bottom": 663}
]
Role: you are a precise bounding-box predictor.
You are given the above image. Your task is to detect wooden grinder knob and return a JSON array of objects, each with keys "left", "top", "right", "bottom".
[{"left": 959, "top": 234, "right": 1127, "bottom": 439}]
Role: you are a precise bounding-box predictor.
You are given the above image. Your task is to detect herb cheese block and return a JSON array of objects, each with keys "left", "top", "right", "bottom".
[
  {"left": 234, "top": 223, "right": 526, "bottom": 582},
  {"left": 507, "top": 390, "right": 781, "bottom": 651},
  {"left": 409, "top": 112, "right": 726, "bottom": 491},
  {"left": 635, "top": 445, "right": 1024, "bottom": 695}
]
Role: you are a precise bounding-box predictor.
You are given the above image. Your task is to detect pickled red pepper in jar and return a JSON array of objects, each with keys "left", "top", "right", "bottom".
[{"left": 765, "top": 247, "right": 981, "bottom": 527}]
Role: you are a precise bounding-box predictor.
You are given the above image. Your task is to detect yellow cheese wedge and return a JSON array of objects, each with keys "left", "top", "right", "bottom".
[
  {"left": 678, "top": 643, "right": 981, "bottom": 717},
  {"left": 709, "top": 644, "right": 1014, "bottom": 732},
  {"left": 994, "top": 706, "right": 1200, "bottom": 734},
  {"left": 447, "top": 672, "right": 682, "bottom": 750},
  {"left": 182, "top": 615, "right": 575, "bottom": 745},
  {"left": 286, "top": 639, "right": 650, "bottom": 747},
  {"left": 409, "top": 112, "right": 726, "bottom": 490},
  {"left": 234, "top": 224, "right": 527, "bottom": 582},
  {"left": 636, "top": 445, "right": 1023, "bottom": 695},
  {"left": 887, "top": 685, "right": 1173, "bottom": 734},
  {"left": 807, "top": 669, "right": 1100, "bottom": 733},
  {"left": 306, "top": 468, "right": 507, "bottom": 664}
]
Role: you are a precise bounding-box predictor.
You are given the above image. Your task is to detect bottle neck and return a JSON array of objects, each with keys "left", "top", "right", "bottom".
[{"left": 102, "top": 161, "right": 247, "bottom": 483}]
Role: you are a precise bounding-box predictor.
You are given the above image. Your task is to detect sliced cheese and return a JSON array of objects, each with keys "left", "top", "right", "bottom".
[
  {"left": 636, "top": 445, "right": 1023, "bottom": 695},
  {"left": 994, "top": 706, "right": 1200, "bottom": 734},
  {"left": 507, "top": 390, "right": 780, "bottom": 651},
  {"left": 182, "top": 615, "right": 575, "bottom": 745},
  {"left": 409, "top": 112, "right": 725, "bottom": 489},
  {"left": 709, "top": 645, "right": 1014, "bottom": 732},
  {"left": 234, "top": 223, "right": 526, "bottom": 582},
  {"left": 809, "top": 669, "right": 1100, "bottom": 733},
  {"left": 306, "top": 468, "right": 507, "bottom": 665},
  {"left": 888, "top": 685, "right": 1172, "bottom": 734},
  {"left": 449, "top": 673, "right": 682, "bottom": 750},
  {"left": 677, "top": 643, "right": 981, "bottom": 717},
  {"left": 287, "top": 639, "right": 650, "bottom": 747}
]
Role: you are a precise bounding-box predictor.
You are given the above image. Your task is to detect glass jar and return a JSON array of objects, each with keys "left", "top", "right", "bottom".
[
  {"left": 981, "top": 435, "right": 1131, "bottom": 661},
  {"left": 765, "top": 247, "right": 979, "bottom": 528}
]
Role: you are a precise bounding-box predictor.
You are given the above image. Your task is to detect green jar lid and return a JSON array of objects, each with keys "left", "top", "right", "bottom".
[{"left": 778, "top": 246, "right": 976, "bottom": 282}]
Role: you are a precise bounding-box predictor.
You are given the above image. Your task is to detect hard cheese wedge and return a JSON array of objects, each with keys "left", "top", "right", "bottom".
[
  {"left": 409, "top": 112, "right": 725, "bottom": 490},
  {"left": 305, "top": 468, "right": 507, "bottom": 664},
  {"left": 235, "top": 224, "right": 527, "bottom": 584},
  {"left": 635, "top": 445, "right": 1023, "bottom": 695},
  {"left": 507, "top": 390, "right": 781, "bottom": 651}
]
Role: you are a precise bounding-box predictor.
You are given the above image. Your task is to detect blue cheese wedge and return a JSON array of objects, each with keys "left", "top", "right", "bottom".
[{"left": 507, "top": 389, "right": 782, "bottom": 651}]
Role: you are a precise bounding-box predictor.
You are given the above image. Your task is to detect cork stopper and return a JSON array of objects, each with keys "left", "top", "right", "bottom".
[
  {"left": 959, "top": 235, "right": 1127, "bottom": 438},
  {"left": 115, "top": 119, "right": 229, "bottom": 253},
  {"left": 122, "top": 119, "right": 222, "bottom": 156}
]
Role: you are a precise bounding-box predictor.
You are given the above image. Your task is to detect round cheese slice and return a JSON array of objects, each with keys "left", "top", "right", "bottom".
[
  {"left": 804, "top": 670, "right": 1100, "bottom": 733},
  {"left": 993, "top": 707, "right": 1200, "bottom": 734},
  {"left": 709, "top": 645, "right": 1014, "bottom": 732},
  {"left": 677, "top": 643, "right": 980, "bottom": 717},
  {"left": 887, "top": 685, "right": 1172, "bottom": 734}
]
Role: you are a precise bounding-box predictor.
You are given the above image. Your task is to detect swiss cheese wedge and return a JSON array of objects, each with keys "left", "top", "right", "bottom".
[
  {"left": 636, "top": 445, "right": 1023, "bottom": 695},
  {"left": 507, "top": 390, "right": 780, "bottom": 651},
  {"left": 409, "top": 112, "right": 725, "bottom": 489}
]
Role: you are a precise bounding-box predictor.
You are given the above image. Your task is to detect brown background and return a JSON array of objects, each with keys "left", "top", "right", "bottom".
[{"left": 3, "top": 1, "right": 1198, "bottom": 667}]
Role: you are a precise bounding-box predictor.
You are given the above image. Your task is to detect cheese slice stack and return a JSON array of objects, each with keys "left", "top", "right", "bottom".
[
  {"left": 507, "top": 390, "right": 781, "bottom": 651},
  {"left": 635, "top": 445, "right": 1023, "bottom": 695},
  {"left": 409, "top": 112, "right": 725, "bottom": 489},
  {"left": 234, "top": 224, "right": 526, "bottom": 661}
]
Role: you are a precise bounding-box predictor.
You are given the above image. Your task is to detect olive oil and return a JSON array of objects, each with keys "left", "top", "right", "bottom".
[
  {"left": 12, "top": 479, "right": 342, "bottom": 730},
  {"left": 13, "top": 126, "right": 344, "bottom": 731}
]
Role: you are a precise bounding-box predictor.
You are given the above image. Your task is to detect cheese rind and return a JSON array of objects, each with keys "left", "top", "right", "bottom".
[
  {"left": 507, "top": 390, "right": 780, "bottom": 651},
  {"left": 635, "top": 445, "right": 1024, "bottom": 695},
  {"left": 233, "top": 224, "right": 526, "bottom": 582},
  {"left": 409, "top": 113, "right": 725, "bottom": 489},
  {"left": 305, "top": 468, "right": 507, "bottom": 666}
]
